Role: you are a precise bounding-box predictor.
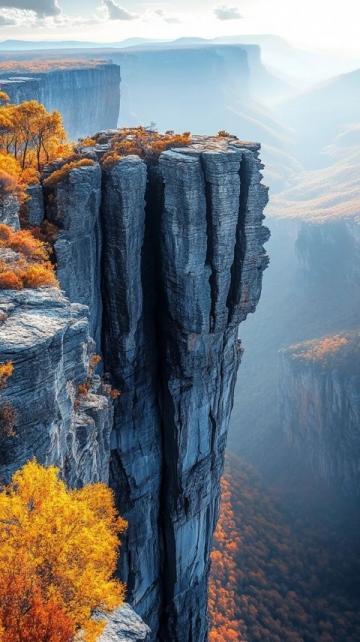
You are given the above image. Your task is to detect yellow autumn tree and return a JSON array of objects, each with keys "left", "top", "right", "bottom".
[{"left": 0, "top": 460, "right": 127, "bottom": 641}]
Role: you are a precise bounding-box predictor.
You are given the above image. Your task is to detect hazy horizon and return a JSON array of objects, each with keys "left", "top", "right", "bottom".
[{"left": 0, "top": 0, "right": 359, "bottom": 61}]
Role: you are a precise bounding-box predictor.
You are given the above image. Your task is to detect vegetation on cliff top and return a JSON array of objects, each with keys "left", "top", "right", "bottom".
[
  {"left": 285, "top": 330, "right": 360, "bottom": 367},
  {"left": 0, "top": 460, "right": 127, "bottom": 642},
  {"left": 209, "top": 457, "right": 360, "bottom": 642},
  {"left": 97, "top": 127, "right": 192, "bottom": 166},
  {"left": 0, "top": 59, "right": 107, "bottom": 73}
]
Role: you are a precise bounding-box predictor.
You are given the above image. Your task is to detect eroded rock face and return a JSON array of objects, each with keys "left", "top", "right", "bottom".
[
  {"left": 45, "top": 163, "right": 103, "bottom": 348},
  {"left": 281, "top": 330, "right": 360, "bottom": 494},
  {"left": 0, "top": 288, "right": 112, "bottom": 487},
  {"left": 98, "top": 136, "right": 269, "bottom": 640}
]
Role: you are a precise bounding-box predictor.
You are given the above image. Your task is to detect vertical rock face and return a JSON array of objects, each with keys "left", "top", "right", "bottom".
[
  {"left": 281, "top": 331, "right": 360, "bottom": 495},
  {"left": 0, "top": 64, "right": 120, "bottom": 140},
  {"left": 45, "top": 163, "right": 103, "bottom": 347},
  {"left": 97, "top": 136, "right": 269, "bottom": 641},
  {"left": 0, "top": 288, "right": 112, "bottom": 487}
]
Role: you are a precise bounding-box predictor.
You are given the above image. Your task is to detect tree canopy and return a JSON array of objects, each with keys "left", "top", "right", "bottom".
[{"left": 0, "top": 460, "right": 127, "bottom": 642}]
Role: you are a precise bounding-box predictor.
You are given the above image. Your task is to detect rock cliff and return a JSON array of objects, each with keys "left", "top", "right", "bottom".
[
  {"left": 281, "top": 330, "right": 360, "bottom": 494},
  {"left": 0, "top": 287, "right": 113, "bottom": 488},
  {"left": 0, "top": 132, "right": 269, "bottom": 641},
  {"left": 0, "top": 63, "right": 120, "bottom": 139}
]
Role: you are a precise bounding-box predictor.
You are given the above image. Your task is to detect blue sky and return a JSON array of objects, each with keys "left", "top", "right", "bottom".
[{"left": 0, "top": 0, "right": 359, "bottom": 56}]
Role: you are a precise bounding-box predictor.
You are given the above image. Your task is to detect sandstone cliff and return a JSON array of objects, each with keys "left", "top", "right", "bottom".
[
  {"left": 0, "top": 133, "right": 269, "bottom": 641},
  {"left": 281, "top": 330, "right": 360, "bottom": 494},
  {"left": 0, "top": 63, "right": 120, "bottom": 139}
]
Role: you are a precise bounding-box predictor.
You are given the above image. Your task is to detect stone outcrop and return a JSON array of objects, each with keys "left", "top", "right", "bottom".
[
  {"left": 97, "top": 603, "right": 150, "bottom": 642},
  {"left": 0, "top": 63, "right": 120, "bottom": 140},
  {"left": 96, "top": 135, "right": 269, "bottom": 640},
  {"left": 0, "top": 133, "right": 269, "bottom": 641},
  {"left": 0, "top": 287, "right": 112, "bottom": 488},
  {"left": 281, "top": 330, "right": 360, "bottom": 494},
  {"left": 0, "top": 194, "right": 20, "bottom": 229}
]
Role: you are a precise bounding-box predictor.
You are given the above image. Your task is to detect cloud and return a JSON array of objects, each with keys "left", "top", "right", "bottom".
[
  {"left": 103, "top": 0, "right": 137, "bottom": 21},
  {"left": 214, "top": 5, "right": 243, "bottom": 20},
  {"left": 0, "top": 1, "right": 60, "bottom": 17},
  {"left": 154, "top": 8, "right": 180, "bottom": 24},
  {"left": 0, "top": 11, "right": 16, "bottom": 24}
]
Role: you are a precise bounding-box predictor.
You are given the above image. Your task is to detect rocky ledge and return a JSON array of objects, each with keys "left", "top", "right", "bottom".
[{"left": 0, "top": 287, "right": 112, "bottom": 487}]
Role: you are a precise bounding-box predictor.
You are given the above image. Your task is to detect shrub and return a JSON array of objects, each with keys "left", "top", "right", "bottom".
[
  {"left": 0, "top": 460, "right": 127, "bottom": 640},
  {"left": 0, "top": 224, "right": 58, "bottom": 291},
  {"left": 101, "top": 127, "right": 192, "bottom": 166},
  {"left": 0, "top": 361, "right": 13, "bottom": 389},
  {"left": 22, "top": 263, "right": 58, "bottom": 288},
  {"left": 0, "top": 402, "right": 16, "bottom": 437},
  {"left": 44, "top": 158, "right": 95, "bottom": 188}
]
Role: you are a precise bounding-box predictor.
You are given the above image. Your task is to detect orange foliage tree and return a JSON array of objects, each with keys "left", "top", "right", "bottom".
[
  {"left": 0, "top": 460, "right": 127, "bottom": 641},
  {"left": 0, "top": 95, "right": 71, "bottom": 200}
]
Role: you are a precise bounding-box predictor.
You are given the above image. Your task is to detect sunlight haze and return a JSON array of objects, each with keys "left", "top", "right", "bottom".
[{"left": 0, "top": 0, "right": 359, "bottom": 58}]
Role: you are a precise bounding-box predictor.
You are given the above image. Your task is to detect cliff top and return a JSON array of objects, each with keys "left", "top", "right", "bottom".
[
  {"left": 0, "top": 59, "right": 111, "bottom": 74},
  {"left": 284, "top": 330, "right": 360, "bottom": 370},
  {"left": 77, "top": 128, "right": 261, "bottom": 167}
]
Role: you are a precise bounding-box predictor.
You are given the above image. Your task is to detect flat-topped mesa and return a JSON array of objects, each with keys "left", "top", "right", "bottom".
[
  {"left": 11, "top": 130, "right": 269, "bottom": 641},
  {"left": 0, "top": 61, "right": 120, "bottom": 140},
  {"left": 281, "top": 330, "right": 360, "bottom": 495}
]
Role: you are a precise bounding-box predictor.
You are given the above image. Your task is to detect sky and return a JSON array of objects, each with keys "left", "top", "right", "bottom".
[{"left": 0, "top": 0, "right": 359, "bottom": 56}]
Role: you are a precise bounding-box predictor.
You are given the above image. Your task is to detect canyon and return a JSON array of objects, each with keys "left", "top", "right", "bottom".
[{"left": 0, "top": 133, "right": 269, "bottom": 641}]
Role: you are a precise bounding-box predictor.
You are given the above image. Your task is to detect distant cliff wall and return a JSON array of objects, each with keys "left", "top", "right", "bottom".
[
  {"left": 281, "top": 331, "right": 360, "bottom": 494},
  {"left": 0, "top": 134, "right": 269, "bottom": 641},
  {"left": 0, "top": 64, "right": 120, "bottom": 139}
]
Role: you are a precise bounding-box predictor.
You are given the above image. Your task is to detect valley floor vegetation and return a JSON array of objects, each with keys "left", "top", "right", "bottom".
[
  {"left": 209, "top": 456, "right": 360, "bottom": 642},
  {"left": 0, "top": 460, "right": 127, "bottom": 642}
]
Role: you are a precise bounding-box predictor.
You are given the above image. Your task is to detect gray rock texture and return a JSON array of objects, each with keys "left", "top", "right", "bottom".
[
  {"left": 45, "top": 162, "right": 103, "bottom": 348},
  {"left": 98, "top": 135, "right": 269, "bottom": 641},
  {"left": 281, "top": 330, "right": 360, "bottom": 494},
  {"left": 0, "top": 64, "right": 120, "bottom": 140},
  {"left": 97, "top": 604, "right": 150, "bottom": 642},
  {"left": 26, "top": 183, "right": 45, "bottom": 226},
  {"left": 0, "top": 133, "right": 269, "bottom": 642},
  {"left": 0, "top": 194, "right": 20, "bottom": 229},
  {"left": 0, "top": 287, "right": 112, "bottom": 487}
]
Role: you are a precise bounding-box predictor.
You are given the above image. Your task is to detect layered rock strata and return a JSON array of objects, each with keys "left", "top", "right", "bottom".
[
  {"left": 281, "top": 330, "right": 360, "bottom": 494},
  {"left": 0, "top": 133, "right": 269, "bottom": 641},
  {"left": 0, "top": 288, "right": 112, "bottom": 487}
]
